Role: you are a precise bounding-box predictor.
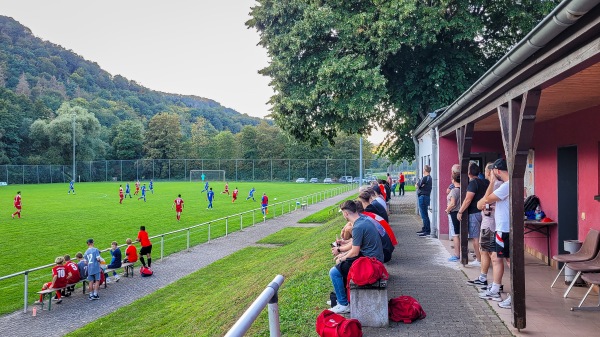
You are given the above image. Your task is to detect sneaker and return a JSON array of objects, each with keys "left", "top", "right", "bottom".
[
  {"left": 418, "top": 233, "right": 430, "bottom": 237},
  {"left": 326, "top": 300, "right": 331, "bottom": 306},
  {"left": 466, "top": 278, "right": 487, "bottom": 286},
  {"left": 448, "top": 255, "right": 460, "bottom": 262},
  {"left": 468, "top": 260, "right": 481, "bottom": 267},
  {"left": 479, "top": 289, "right": 501, "bottom": 300},
  {"left": 55, "top": 299, "right": 62, "bottom": 304},
  {"left": 89, "top": 294, "right": 94, "bottom": 301},
  {"left": 498, "top": 295, "right": 512, "bottom": 309},
  {"left": 481, "top": 284, "right": 504, "bottom": 293},
  {"left": 114, "top": 275, "right": 120, "bottom": 282},
  {"left": 106, "top": 278, "right": 111, "bottom": 284},
  {"left": 330, "top": 304, "right": 350, "bottom": 314},
  {"left": 52, "top": 297, "right": 61, "bottom": 302},
  {"left": 92, "top": 295, "right": 100, "bottom": 300},
  {"left": 34, "top": 300, "right": 43, "bottom": 305},
  {"left": 416, "top": 230, "right": 425, "bottom": 234}
]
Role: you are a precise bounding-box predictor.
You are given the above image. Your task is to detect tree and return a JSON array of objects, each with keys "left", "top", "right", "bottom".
[
  {"left": 0, "top": 64, "right": 6, "bottom": 88},
  {"left": 111, "top": 120, "right": 144, "bottom": 159},
  {"left": 247, "top": 0, "right": 557, "bottom": 161},
  {"left": 144, "top": 112, "right": 182, "bottom": 159},
  {"left": 15, "top": 73, "right": 31, "bottom": 97},
  {"left": 214, "top": 131, "right": 239, "bottom": 159},
  {"left": 238, "top": 125, "right": 259, "bottom": 159}
]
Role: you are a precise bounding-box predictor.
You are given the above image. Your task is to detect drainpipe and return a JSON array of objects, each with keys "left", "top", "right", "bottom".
[
  {"left": 412, "top": 135, "right": 420, "bottom": 215},
  {"left": 430, "top": 127, "right": 439, "bottom": 238}
]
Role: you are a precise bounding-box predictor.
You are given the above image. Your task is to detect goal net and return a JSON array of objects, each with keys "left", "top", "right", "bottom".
[{"left": 189, "top": 170, "right": 226, "bottom": 182}]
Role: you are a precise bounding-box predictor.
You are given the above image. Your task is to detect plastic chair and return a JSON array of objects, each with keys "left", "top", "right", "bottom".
[{"left": 550, "top": 229, "right": 600, "bottom": 288}]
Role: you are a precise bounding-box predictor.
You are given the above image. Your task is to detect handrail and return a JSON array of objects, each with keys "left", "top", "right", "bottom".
[
  {"left": 0, "top": 183, "right": 355, "bottom": 314},
  {"left": 225, "top": 275, "right": 285, "bottom": 337}
]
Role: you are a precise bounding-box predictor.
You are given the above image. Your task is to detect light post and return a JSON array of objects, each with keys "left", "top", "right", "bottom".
[{"left": 72, "top": 113, "right": 76, "bottom": 182}]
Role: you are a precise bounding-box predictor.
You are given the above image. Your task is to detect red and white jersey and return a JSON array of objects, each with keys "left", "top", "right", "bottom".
[
  {"left": 65, "top": 261, "right": 80, "bottom": 281},
  {"left": 362, "top": 211, "right": 398, "bottom": 246},
  {"left": 233, "top": 189, "right": 238, "bottom": 197},
  {"left": 135, "top": 181, "right": 140, "bottom": 189},
  {"left": 119, "top": 187, "right": 124, "bottom": 196},
  {"left": 14, "top": 194, "right": 21, "bottom": 207},
  {"left": 224, "top": 183, "right": 229, "bottom": 191},
  {"left": 174, "top": 197, "right": 184, "bottom": 210},
  {"left": 52, "top": 265, "right": 68, "bottom": 289}
]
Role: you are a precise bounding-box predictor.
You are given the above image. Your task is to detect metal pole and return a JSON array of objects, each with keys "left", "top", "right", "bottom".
[
  {"left": 226, "top": 217, "right": 229, "bottom": 236},
  {"left": 187, "top": 229, "right": 190, "bottom": 250},
  {"left": 161, "top": 236, "right": 164, "bottom": 260},
  {"left": 23, "top": 271, "right": 28, "bottom": 313},
  {"left": 208, "top": 222, "right": 211, "bottom": 242},
  {"left": 72, "top": 113, "right": 76, "bottom": 181}
]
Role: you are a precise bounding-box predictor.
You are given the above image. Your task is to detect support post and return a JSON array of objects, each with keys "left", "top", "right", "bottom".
[{"left": 456, "top": 123, "right": 474, "bottom": 265}]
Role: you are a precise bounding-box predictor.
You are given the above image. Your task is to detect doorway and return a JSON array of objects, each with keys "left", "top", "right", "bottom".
[{"left": 557, "top": 146, "right": 578, "bottom": 254}]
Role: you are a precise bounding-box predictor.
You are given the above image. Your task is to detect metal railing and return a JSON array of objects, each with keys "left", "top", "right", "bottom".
[
  {"left": 0, "top": 184, "right": 355, "bottom": 314},
  {"left": 225, "top": 275, "right": 285, "bottom": 337}
]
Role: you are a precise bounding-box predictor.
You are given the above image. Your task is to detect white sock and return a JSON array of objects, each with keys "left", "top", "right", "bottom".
[
  {"left": 490, "top": 283, "right": 500, "bottom": 294},
  {"left": 479, "top": 274, "right": 487, "bottom": 282}
]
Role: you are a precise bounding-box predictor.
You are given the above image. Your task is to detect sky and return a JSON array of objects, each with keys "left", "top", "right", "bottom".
[{"left": 0, "top": 0, "right": 386, "bottom": 143}]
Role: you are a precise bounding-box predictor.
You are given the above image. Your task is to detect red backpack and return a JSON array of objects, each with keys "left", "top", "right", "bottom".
[
  {"left": 140, "top": 266, "right": 153, "bottom": 277},
  {"left": 388, "top": 296, "right": 426, "bottom": 323},
  {"left": 316, "top": 309, "right": 362, "bottom": 337},
  {"left": 347, "top": 257, "right": 389, "bottom": 287}
]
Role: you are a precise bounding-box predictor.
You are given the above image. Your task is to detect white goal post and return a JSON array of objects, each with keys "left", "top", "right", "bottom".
[{"left": 190, "top": 170, "right": 226, "bottom": 182}]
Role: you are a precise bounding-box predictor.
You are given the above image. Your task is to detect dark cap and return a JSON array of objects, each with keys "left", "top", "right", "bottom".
[
  {"left": 86, "top": 238, "right": 94, "bottom": 244},
  {"left": 493, "top": 158, "right": 508, "bottom": 171}
]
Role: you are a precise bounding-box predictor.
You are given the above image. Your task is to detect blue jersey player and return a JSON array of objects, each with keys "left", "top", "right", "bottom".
[
  {"left": 125, "top": 183, "right": 132, "bottom": 198},
  {"left": 68, "top": 180, "right": 76, "bottom": 194},
  {"left": 207, "top": 188, "right": 215, "bottom": 209},
  {"left": 138, "top": 184, "right": 146, "bottom": 202},
  {"left": 246, "top": 187, "right": 256, "bottom": 201},
  {"left": 149, "top": 179, "right": 154, "bottom": 194},
  {"left": 201, "top": 181, "right": 209, "bottom": 193}
]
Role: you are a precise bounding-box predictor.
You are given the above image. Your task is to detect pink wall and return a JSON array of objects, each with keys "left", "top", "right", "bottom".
[{"left": 530, "top": 105, "right": 600, "bottom": 257}]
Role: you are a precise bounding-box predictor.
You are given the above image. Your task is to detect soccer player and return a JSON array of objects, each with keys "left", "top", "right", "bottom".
[
  {"left": 221, "top": 182, "right": 230, "bottom": 195},
  {"left": 134, "top": 180, "right": 140, "bottom": 195},
  {"left": 207, "top": 187, "right": 215, "bottom": 209},
  {"left": 201, "top": 173, "right": 206, "bottom": 182},
  {"left": 12, "top": 191, "right": 22, "bottom": 219},
  {"left": 173, "top": 194, "right": 184, "bottom": 221},
  {"left": 125, "top": 182, "right": 132, "bottom": 198},
  {"left": 63, "top": 254, "right": 81, "bottom": 296},
  {"left": 34, "top": 256, "right": 68, "bottom": 305},
  {"left": 201, "top": 181, "right": 209, "bottom": 193},
  {"left": 232, "top": 187, "right": 239, "bottom": 203},
  {"left": 137, "top": 226, "right": 152, "bottom": 268},
  {"left": 119, "top": 185, "right": 124, "bottom": 204},
  {"left": 261, "top": 193, "right": 269, "bottom": 216},
  {"left": 149, "top": 179, "right": 154, "bottom": 194},
  {"left": 84, "top": 238, "right": 102, "bottom": 300},
  {"left": 138, "top": 184, "right": 146, "bottom": 202},
  {"left": 68, "top": 180, "right": 76, "bottom": 194},
  {"left": 246, "top": 187, "right": 256, "bottom": 201}
]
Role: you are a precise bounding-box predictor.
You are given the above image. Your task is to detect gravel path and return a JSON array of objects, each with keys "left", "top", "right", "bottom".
[{"left": 0, "top": 190, "right": 355, "bottom": 337}]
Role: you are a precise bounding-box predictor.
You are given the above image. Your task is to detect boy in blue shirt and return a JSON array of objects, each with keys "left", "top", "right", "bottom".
[
  {"left": 201, "top": 181, "right": 209, "bottom": 193},
  {"left": 68, "top": 180, "right": 75, "bottom": 194},
  {"left": 138, "top": 184, "right": 146, "bottom": 202},
  {"left": 84, "top": 239, "right": 102, "bottom": 300},
  {"left": 149, "top": 179, "right": 154, "bottom": 194},
  {"left": 207, "top": 187, "right": 215, "bottom": 209},
  {"left": 246, "top": 187, "right": 256, "bottom": 201},
  {"left": 105, "top": 241, "right": 122, "bottom": 283},
  {"left": 125, "top": 182, "right": 132, "bottom": 198}
]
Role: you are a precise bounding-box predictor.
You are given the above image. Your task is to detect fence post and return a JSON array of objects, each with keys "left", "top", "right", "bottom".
[
  {"left": 23, "top": 271, "right": 29, "bottom": 313},
  {"left": 187, "top": 229, "right": 190, "bottom": 251},
  {"left": 226, "top": 217, "right": 229, "bottom": 236},
  {"left": 208, "top": 222, "right": 211, "bottom": 242},
  {"left": 240, "top": 214, "right": 243, "bottom": 231},
  {"left": 253, "top": 210, "right": 255, "bottom": 226},
  {"left": 161, "top": 235, "right": 165, "bottom": 260}
]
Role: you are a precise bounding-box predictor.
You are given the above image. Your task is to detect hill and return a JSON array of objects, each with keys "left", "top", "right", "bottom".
[{"left": 0, "top": 16, "right": 263, "bottom": 164}]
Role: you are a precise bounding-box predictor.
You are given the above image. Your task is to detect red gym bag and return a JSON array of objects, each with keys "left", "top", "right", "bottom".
[
  {"left": 347, "top": 256, "right": 389, "bottom": 286},
  {"left": 316, "top": 309, "right": 362, "bottom": 337},
  {"left": 388, "top": 296, "right": 426, "bottom": 323},
  {"left": 140, "top": 266, "right": 153, "bottom": 277}
]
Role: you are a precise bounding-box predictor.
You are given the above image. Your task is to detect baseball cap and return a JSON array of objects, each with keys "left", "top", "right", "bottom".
[
  {"left": 86, "top": 238, "right": 94, "bottom": 244},
  {"left": 493, "top": 158, "right": 508, "bottom": 171}
]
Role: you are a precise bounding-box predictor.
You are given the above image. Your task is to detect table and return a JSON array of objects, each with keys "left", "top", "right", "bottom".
[{"left": 524, "top": 220, "right": 557, "bottom": 266}]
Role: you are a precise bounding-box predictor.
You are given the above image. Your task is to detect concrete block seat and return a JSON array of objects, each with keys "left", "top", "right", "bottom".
[
  {"left": 551, "top": 229, "right": 600, "bottom": 288},
  {"left": 349, "top": 279, "right": 388, "bottom": 328}
]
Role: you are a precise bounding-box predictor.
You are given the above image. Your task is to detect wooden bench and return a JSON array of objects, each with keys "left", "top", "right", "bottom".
[
  {"left": 103, "top": 262, "right": 135, "bottom": 288},
  {"left": 35, "top": 279, "right": 88, "bottom": 311}
]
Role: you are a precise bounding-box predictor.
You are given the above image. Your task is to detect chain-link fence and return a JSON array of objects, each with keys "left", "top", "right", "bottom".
[{"left": 0, "top": 159, "right": 366, "bottom": 184}]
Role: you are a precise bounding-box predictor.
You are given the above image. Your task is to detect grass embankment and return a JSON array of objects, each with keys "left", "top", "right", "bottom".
[
  {"left": 68, "top": 220, "right": 345, "bottom": 337},
  {"left": 0, "top": 181, "right": 345, "bottom": 314},
  {"left": 297, "top": 194, "right": 357, "bottom": 223}
]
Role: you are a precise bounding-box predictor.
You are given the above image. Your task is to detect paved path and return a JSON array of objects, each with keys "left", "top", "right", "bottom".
[
  {"left": 0, "top": 190, "right": 355, "bottom": 337},
  {"left": 363, "top": 193, "right": 513, "bottom": 336}
]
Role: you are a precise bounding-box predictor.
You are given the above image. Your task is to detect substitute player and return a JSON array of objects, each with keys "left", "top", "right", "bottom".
[
  {"left": 172, "top": 194, "right": 184, "bottom": 221},
  {"left": 137, "top": 226, "right": 152, "bottom": 268},
  {"left": 34, "top": 256, "right": 68, "bottom": 305},
  {"left": 138, "top": 184, "right": 146, "bottom": 202},
  {"left": 261, "top": 192, "right": 269, "bottom": 216},
  {"left": 201, "top": 181, "right": 209, "bottom": 193},
  {"left": 246, "top": 187, "right": 256, "bottom": 201},
  {"left": 119, "top": 185, "right": 124, "bottom": 204},
  {"left": 125, "top": 182, "right": 132, "bottom": 198},
  {"left": 207, "top": 187, "right": 215, "bottom": 209},
  {"left": 221, "top": 182, "right": 230, "bottom": 195},
  {"left": 232, "top": 187, "right": 238, "bottom": 203},
  {"left": 12, "top": 191, "right": 22, "bottom": 219},
  {"left": 68, "top": 180, "right": 76, "bottom": 194}
]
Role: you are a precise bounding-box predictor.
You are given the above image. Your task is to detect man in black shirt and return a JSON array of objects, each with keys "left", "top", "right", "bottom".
[{"left": 416, "top": 165, "right": 433, "bottom": 237}]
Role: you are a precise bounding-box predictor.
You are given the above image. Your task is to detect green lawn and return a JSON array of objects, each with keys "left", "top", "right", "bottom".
[
  {"left": 67, "top": 220, "right": 345, "bottom": 337},
  {"left": 0, "top": 181, "right": 350, "bottom": 314}
]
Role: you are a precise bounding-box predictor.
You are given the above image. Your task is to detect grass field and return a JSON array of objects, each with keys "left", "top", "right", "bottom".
[
  {"left": 0, "top": 181, "right": 351, "bottom": 314},
  {"left": 67, "top": 219, "right": 345, "bottom": 337}
]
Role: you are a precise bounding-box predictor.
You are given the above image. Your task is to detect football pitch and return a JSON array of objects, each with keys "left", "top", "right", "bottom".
[{"left": 0, "top": 180, "right": 347, "bottom": 314}]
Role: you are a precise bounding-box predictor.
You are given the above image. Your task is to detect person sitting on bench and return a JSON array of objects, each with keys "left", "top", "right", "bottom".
[{"left": 35, "top": 256, "right": 68, "bottom": 305}]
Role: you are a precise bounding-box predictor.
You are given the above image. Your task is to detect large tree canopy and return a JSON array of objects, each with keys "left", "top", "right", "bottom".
[{"left": 247, "top": 0, "right": 557, "bottom": 161}]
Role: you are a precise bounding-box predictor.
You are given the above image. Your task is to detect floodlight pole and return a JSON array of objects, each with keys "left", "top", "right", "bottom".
[{"left": 72, "top": 113, "right": 76, "bottom": 182}]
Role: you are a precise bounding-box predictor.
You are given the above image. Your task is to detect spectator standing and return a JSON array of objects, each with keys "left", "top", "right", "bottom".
[
  {"left": 398, "top": 172, "right": 405, "bottom": 196},
  {"left": 446, "top": 173, "right": 461, "bottom": 261},
  {"left": 416, "top": 165, "right": 433, "bottom": 237},
  {"left": 137, "top": 226, "right": 152, "bottom": 268},
  {"left": 457, "top": 163, "right": 489, "bottom": 266}
]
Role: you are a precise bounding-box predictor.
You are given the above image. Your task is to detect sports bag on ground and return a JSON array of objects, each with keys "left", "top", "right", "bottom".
[
  {"left": 388, "top": 296, "right": 426, "bottom": 323},
  {"left": 140, "top": 266, "right": 153, "bottom": 277},
  {"left": 316, "top": 309, "right": 362, "bottom": 337},
  {"left": 347, "top": 256, "right": 389, "bottom": 287}
]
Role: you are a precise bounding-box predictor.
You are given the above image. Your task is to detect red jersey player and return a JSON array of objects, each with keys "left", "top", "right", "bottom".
[
  {"left": 35, "top": 256, "right": 68, "bottom": 305},
  {"left": 221, "top": 182, "right": 230, "bottom": 195},
  {"left": 172, "top": 194, "right": 184, "bottom": 221},
  {"left": 119, "top": 185, "right": 124, "bottom": 204},
  {"left": 134, "top": 180, "right": 140, "bottom": 195},
  {"left": 232, "top": 187, "right": 238, "bottom": 203},
  {"left": 12, "top": 191, "right": 21, "bottom": 219},
  {"left": 63, "top": 254, "right": 81, "bottom": 296}
]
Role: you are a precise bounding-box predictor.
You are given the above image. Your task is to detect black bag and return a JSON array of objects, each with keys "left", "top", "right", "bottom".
[{"left": 524, "top": 195, "right": 540, "bottom": 212}]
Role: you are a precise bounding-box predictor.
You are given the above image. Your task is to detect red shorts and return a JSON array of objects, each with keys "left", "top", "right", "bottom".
[
  {"left": 176, "top": 207, "right": 182, "bottom": 212},
  {"left": 15, "top": 206, "right": 21, "bottom": 210}
]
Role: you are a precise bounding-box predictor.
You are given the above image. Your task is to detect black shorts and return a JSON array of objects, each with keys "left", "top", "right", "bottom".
[
  {"left": 140, "top": 245, "right": 152, "bottom": 255},
  {"left": 494, "top": 232, "right": 510, "bottom": 258},
  {"left": 480, "top": 228, "right": 495, "bottom": 252},
  {"left": 449, "top": 211, "right": 460, "bottom": 235}
]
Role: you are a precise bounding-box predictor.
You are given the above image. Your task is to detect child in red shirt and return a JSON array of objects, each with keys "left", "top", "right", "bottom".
[{"left": 35, "top": 256, "right": 68, "bottom": 305}]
